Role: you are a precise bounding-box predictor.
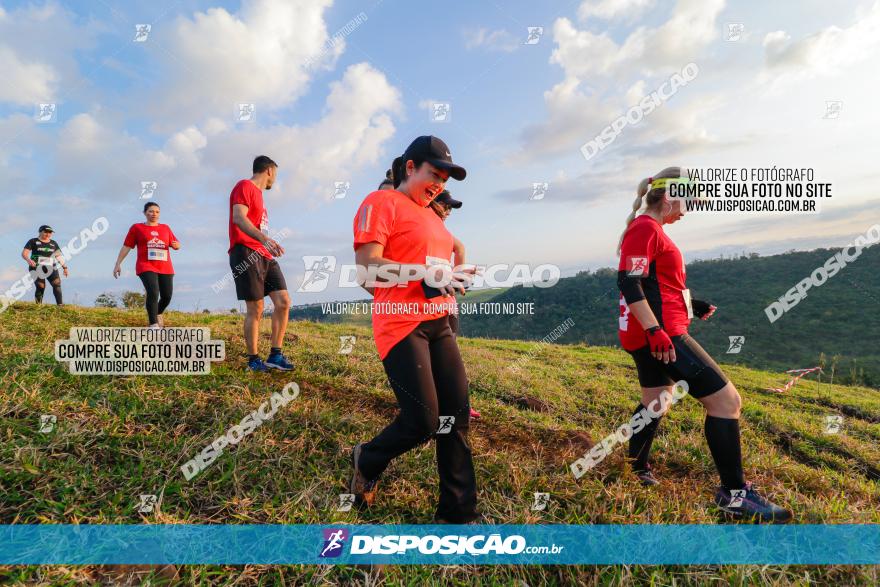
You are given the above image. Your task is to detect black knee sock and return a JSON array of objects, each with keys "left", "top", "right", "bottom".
[
  {"left": 628, "top": 403, "right": 663, "bottom": 471},
  {"left": 35, "top": 289, "right": 44, "bottom": 303},
  {"left": 52, "top": 283, "right": 63, "bottom": 305},
  {"left": 704, "top": 416, "right": 746, "bottom": 490}
]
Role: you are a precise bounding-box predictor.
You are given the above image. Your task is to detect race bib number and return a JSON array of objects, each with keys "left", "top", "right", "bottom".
[
  {"left": 682, "top": 288, "right": 693, "bottom": 319},
  {"left": 425, "top": 255, "right": 452, "bottom": 268},
  {"left": 38, "top": 257, "right": 54, "bottom": 266},
  {"left": 260, "top": 211, "right": 269, "bottom": 236},
  {"left": 148, "top": 249, "right": 168, "bottom": 261},
  {"left": 619, "top": 297, "right": 631, "bottom": 331}
]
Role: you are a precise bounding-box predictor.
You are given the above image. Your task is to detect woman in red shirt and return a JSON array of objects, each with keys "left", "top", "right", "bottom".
[
  {"left": 113, "top": 202, "right": 180, "bottom": 327},
  {"left": 349, "top": 136, "right": 479, "bottom": 523},
  {"left": 616, "top": 167, "right": 790, "bottom": 522}
]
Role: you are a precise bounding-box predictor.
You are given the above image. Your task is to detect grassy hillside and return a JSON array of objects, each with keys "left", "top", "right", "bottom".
[
  {"left": 462, "top": 246, "right": 880, "bottom": 387},
  {"left": 1, "top": 303, "right": 879, "bottom": 585}
]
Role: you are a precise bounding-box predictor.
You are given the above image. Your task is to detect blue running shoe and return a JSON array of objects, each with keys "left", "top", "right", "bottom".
[
  {"left": 247, "top": 357, "right": 270, "bottom": 372},
  {"left": 265, "top": 352, "right": 294, "bottom": 371},
  {"left": 714, "top": 482, "right": 791, "bottom": 522}
]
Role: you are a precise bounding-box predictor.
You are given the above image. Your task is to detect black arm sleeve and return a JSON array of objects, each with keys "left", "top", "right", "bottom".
[{"left": 617, "top": 270, "right": 646, "bottom": 305}]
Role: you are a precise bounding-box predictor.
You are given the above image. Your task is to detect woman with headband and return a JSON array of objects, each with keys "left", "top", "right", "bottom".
[{"left": 616, "top": 167, "right": 791, "bottom": 522}]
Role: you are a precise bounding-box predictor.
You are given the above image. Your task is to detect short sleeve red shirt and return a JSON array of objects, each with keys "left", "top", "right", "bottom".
[
  {"left": 123, "top": 223, "right": 177, "bottom": 275},
  {"left": 228, "top": 179, "right": 271, "bottom": 259},
  {"left": 617, "top": 215, "right": 690, "bottom": 351},
  {"left": 353, "top": 189, "right": 455, "bottom": 359}
]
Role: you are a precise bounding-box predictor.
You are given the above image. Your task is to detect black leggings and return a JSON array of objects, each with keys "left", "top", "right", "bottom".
[
  {"left": 34, "top": 270, "right": 62, "bottom": 305},
  {"left": 139, "top": 272, "right": 173, "bottom": 325},
  {"left": 358, "top": 315, "right": 478, "bottom": 523}
]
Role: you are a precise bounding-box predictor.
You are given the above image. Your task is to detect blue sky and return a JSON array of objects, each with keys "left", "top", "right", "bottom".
[{"left": 1, "top": 0, "right": 879, "bottom": 311}]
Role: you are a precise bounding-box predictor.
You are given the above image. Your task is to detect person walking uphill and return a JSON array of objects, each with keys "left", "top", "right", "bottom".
[
  {"left": 616, "top": 166, "right": 791, "bottom": 522},
  {"left": 228, "top": 155, "right": 293, "bottom": 372},
  {"left": 349, "top": 135, "right": 480, "bottom": 523},
  {"left": 22, "top": 225, "right": 68, "bottom": 305},
  {"left": 113, "top": 203, "right": 179, "bottom": 327}
]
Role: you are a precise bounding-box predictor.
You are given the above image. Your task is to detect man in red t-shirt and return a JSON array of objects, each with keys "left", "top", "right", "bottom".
[{"left": 227, "top": 155, "right": 292, "bottom": 372}]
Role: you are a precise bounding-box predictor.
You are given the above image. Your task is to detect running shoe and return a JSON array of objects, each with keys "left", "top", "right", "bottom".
[
  {"left": 247, "top": 357, "right": 270, "bottom": 372},
  {"left": 714, "top": 482, "right": 792, "bottom": 522},
  {"left": 470, "top": 407, "right": 482, "bottom": 420},
  {"left": 148, "top": 323, "right": 161, "bottom": 329},
  {"left": 265, "top": 352, "right": 294, "bottom": 371},
  {"left": 350, "top": 443, "right": 379, "bottom": 507},
  {"left": 634, "top": 464, "right": 660, "bottom": 486}
]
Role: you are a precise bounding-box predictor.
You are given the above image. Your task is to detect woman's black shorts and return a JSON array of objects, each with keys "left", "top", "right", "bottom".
[{"left": 627, "top": 334, "right": 729, "bottom": 398}]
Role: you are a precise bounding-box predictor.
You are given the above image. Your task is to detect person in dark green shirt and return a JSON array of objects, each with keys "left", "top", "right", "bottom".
[{"left": 21, "top": 225, "right": 68, "bottom": 305}]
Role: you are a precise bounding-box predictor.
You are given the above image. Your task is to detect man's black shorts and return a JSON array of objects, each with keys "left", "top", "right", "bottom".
[
  {"left": 229, "top": 244, "right": 287, "bottom": 301},
  {"left": 627, "top": 334, "right": 729, "bottom": 398}
]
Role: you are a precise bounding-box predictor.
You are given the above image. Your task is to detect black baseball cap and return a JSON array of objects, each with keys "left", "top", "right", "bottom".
[
  {"left": 39, "top": 225, "right": 54, "bottom": 233},
  {"left": 402, "top": 136, "right": 466, "bottom": 181},
  {"left": 435, "top": 190, "right": 462, "bottom": 209}
]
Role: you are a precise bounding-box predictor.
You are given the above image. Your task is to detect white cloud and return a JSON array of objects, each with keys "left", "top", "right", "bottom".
[
  {"left": 577, "top": 0, "right": 654, "bottom": 22},
  {"left": 463, "top": 28, "right": 519, "bottom": 52},
  {"left": 199, "top": 62, "right": 401, "bottom": 204},
  {"left": 762, "top": 1, "right": 880, "bottom": 79},
  {"left": 552, "top": 0, "right": 723, "bottom": 78},
  {"left": 149, "top": 0, "right": 344, "bottom": 126},
  {"left": 0, "top": 46, "right": 58, "bottom": 105},
  {"left": 0, "top": 2, "right": 98, "bottom": 106}
]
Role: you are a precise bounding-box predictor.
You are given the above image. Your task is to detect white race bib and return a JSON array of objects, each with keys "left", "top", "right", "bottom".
[
  {"left": 38, "top": 257, "right": 54, "bottom": 266},
  {"left": 260, "top": 211, "right": 269, "bottom": 236},
  {"left": 148, "top": 249, "right": 168, "bottom": 261},
  {"left": 682, "top": 288, "right": 693, "bottom": 319}
]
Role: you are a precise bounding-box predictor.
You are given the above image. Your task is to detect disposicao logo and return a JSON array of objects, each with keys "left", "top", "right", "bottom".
[{"left": 319, "top": 528, "right": 349, "bottom": 558}]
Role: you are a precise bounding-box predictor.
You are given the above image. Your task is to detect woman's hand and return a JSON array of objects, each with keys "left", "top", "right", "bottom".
[
  {"left": 692, "top": 299, "right": 716, "bottom": 320},
  {"left": 113, "top": 264, "right": 122, "bottom": 279},
  {"left": 170, "top": 240, "right": 180, "bottom": 250}
]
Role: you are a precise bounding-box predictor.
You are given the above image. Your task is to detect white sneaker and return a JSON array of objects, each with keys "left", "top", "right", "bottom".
[{"left": 148, "top": 323, "right": 161, "bottom": 329}]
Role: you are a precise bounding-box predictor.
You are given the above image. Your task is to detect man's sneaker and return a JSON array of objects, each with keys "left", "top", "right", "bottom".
[
  {"left": 247, "top": 357, "right": 270, "bottom": 372},
  {"left": 350, "top": 443, "right": 379, "bottom": 507},
  {"left": 634, "top": 465, "right": 660, "bottom": 486},
  {"left": 265, "top": 353, "right": 294, "bottom": 371},
  {"left": 714, "top": 482, "right": 792, "bottom": 522}
]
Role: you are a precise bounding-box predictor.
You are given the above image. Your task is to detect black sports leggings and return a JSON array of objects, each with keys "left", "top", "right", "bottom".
[
  {"left": 34, "top": 270, "right": 62, "bottom": 305},
  {"left": 358, "top": 315, "right": 478, "bottom": 523},
  {"left": 139, "top": 272, "right": 173, "bottom": 325}
]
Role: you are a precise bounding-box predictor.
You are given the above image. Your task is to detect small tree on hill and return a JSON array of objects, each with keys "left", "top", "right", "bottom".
[
  {"left": 121, "top": 290, "right": 146, "bottom": 309},
  {"left": 95, "top": 293, "right": 118, "bottom": 308}
]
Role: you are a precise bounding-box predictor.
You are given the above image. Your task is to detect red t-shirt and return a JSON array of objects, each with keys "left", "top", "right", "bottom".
[
  {"left": 617, "top": 215, "right": 691, "bottom": 351},
  {"left": 123, "top": 223, "right": 177, "bottom": 275},
  {"left": 353, "top": 189, "right": 455, "bottom": 360},
  {"left": 228, "top": 179, "right": 271, "bottom": 259}
]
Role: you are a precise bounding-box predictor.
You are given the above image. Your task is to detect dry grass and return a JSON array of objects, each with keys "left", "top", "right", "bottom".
[{"left": 1, "top": 303, "right": 878, "bottom": 585}]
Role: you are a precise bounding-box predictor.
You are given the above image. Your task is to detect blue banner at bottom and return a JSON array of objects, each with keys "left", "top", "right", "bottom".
[{"left": 1, "top": 525, "right": 878, "bottom": 565}]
